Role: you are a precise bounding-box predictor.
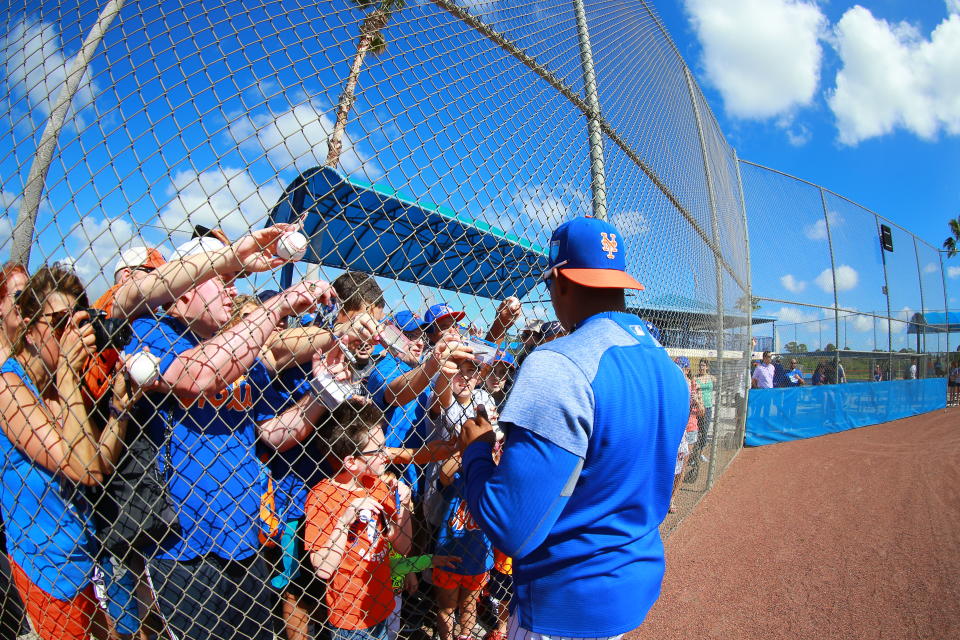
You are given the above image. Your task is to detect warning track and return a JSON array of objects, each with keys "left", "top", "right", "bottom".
[{"left": 630, "top": 407, "right": 960, "bottom": 640}]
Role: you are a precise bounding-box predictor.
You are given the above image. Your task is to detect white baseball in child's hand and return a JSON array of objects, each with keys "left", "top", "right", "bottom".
[
  {"left": 126, "top": 350, "right": 160, "bottom": 386},
  {"left": 276, "top": 231, "right": 308, "bottom": 261}
]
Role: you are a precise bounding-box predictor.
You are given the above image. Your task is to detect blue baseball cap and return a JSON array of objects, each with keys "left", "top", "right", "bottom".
[
  {"left": 492, "top": 351, "right": 517, "bottom": 367},
  {"left": 390, "top": 310, "right": 428, "bottom": 332},
  {"left": 539, "top": 320, "right": 565, "bottom": 339},
  {"left": 544, "top": 217, "right": 644, "bottom": 290},
  {"left": 674, "top": 356, "right": 690, "bottom": 369},
  {"left": 424, "top": 302, "right": 465, "bottom": 325}
]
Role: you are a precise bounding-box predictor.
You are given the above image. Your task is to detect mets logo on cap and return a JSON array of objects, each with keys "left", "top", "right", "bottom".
[{"left": 600, "top": 232, "right": 617, "bottom": 259}]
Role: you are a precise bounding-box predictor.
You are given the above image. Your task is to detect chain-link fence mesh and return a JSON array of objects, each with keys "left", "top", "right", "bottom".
[
  {"left": 0, "top": 2, "right": 753, "bottom": 639},
  {"left": 741, "top": 159, "right": 956, "bottom": 400}
]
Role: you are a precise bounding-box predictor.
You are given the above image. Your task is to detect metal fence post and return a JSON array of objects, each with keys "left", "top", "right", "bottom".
[
  {"left": 682, "top": 67, "right": 725, "bottom": 488},
  {"left": 940, "top": 249, "right": 951, "bottom": 365},
  {"left": 876, "top": 214, "right": 895, "bottom": 377},
  {"left": 818, "top": 189, "right": 841, "bottom": 378},
  {"left": 572, "top": 0, "right": 608, "bottom": 221},
  {"left": 734, "top": 153, "right": 751, "bottom": 450},
  {"left": 11, "top": 0, "right": 127, "bottom": 265},
  {"left": 912, "top": 236, "right": 927, "bottom": 370}
]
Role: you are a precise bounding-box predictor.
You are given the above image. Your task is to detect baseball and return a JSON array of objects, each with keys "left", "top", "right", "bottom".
[
  {"left": 126, "top": 350, "right": 160, "bottom": 387},
  {"left": 276, "top": 231, "right": 308, "bottom": 261}
]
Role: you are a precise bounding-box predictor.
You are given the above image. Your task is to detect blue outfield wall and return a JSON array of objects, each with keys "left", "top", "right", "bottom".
[{"left": 745, "top": 379, "right": 947, "bottom": 446}]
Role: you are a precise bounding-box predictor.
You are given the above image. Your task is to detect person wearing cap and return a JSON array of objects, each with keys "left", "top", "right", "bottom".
[
  {"left": 122, "top": 234, "right": 338, "bottom": 640},
  {"left": 484, "top": 351, "right": 516, "bottom": 407},
  {"left": 458, "top": 216, "right": 689, "bottom": 638},
  {"left": 537, "top": 320, "right": 566, "bottom": 344},
  {"left": 365, "top": 309, "right": 471, "bottom": 485},
  {"left": 425, "top": 298, "right": 522, "bottom": 348}
]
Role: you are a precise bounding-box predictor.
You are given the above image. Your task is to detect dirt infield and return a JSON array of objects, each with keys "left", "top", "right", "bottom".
[{"left": 630, "top": 407, "right": 960, "bottom": 640}]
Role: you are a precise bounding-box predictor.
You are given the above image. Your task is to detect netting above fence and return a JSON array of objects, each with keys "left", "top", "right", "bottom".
[
  {"left": 0, "top": 2, "right": 751, "bottom": 639},
  {"left": 741, "top": 159, "right": 957, "bottom": 387}
]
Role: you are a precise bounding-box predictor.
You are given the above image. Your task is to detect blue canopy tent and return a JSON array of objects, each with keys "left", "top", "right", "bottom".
[
  {"left": 266, "top": 166, "right": 549, "bottom": 300},
  {"left": 906, "top": 311, "right": 960, "bottom": 334}
]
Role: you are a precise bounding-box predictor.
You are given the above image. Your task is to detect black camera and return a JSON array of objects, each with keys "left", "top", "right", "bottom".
[{"left": 76, "top": 308, "right": 133, "bottom": 351}]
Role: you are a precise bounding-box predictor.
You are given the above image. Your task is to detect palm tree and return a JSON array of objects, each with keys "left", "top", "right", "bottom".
[
  {"left": 326, "top": 0, "right": 406, "bottom": 169},
  {"left": 944, "top": 217, "right": 960, "bottom": 257}
]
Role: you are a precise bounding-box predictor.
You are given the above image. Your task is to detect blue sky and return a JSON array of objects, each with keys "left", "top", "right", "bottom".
[
  {"left": 654, "top": 0, "right": 960, "bottom": 352},
  {"left": 0, "top": 0, "right": 956, "bottom": 352}
]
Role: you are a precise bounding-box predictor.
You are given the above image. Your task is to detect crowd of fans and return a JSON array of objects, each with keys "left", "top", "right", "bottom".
[{"left": 0, "top": 223, "right": 584, "bottom": 640}]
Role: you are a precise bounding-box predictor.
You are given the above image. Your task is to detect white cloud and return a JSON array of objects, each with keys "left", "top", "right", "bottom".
[
  {"left": 948, "top": 265, "right": 960, "bottom": 278},
  {"left": 227, "top": 101, "right": 380, "bottom": 178},
  {"left": 774, "top": 306, "right": 818, "bottom": 324},
  {"left": 780, "top": 273, "right": 807, "bottom": 293},
  {"left": 0, "top": 19, "right": 98, "bottom": 121},
  {"left": 0, "top": 215, "right": 12, "bottom": 257},
  {"left": 950, "top": 1, "right": 960, "bottom": 16},
  {"left": 784, "top": 122, "right": 813, "bottom": 147},
  {"left": 684, "top": 0, "right": 826, "bottom": 120},
  {"left": 827, "top": 7, "right": 960, "bottom": 144},
  {"left": 67, "top": 216, "right": 139, "bottom": 299},
  {"left": 923, "top": 262, "right": 939, "bottom": 274},
  {"left": 804, "top": 211, "right": 842, "bottom": 240},
  {"left": 158, "top": 167, "right": 283, "bottom": 240},
  {"left": 846, "top": 312, "right": 874, "bottom": 332},
  {"left": 504, "top": 183, "right": 589, "bottom": 245},
  {"left": 815, "top": 264, "right": 859, "bottom": 293}
]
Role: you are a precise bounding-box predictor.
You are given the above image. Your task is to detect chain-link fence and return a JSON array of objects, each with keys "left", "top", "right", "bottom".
[
  {"left": 740, "top": 159, "right": 957, "bottom": 401},
  {"left": 0, "top": 2, "right": 751, "bottom": 639}
]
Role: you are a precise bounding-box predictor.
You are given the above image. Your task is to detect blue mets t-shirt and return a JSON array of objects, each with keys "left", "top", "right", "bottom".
[
  {"left": 126, "top": 315, "right": 280, "bottom": 561},
  {"left": 434, "top": 473, "right": 492, "bottom": 576},
  {"left": 465, "top": 311, "right": 689, "bottom": 636}
]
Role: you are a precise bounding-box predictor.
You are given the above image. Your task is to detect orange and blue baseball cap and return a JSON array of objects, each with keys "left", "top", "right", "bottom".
[{"left": 543, "top": 216, "right": 644, "bottom": 290}]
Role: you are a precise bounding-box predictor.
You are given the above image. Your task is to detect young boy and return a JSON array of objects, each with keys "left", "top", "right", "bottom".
[
  {"left": 434, "top": 453, "right": 493, "bottom": 640},
  {"left": 304, "top": 400, "right": 411, "bottom": 640}
]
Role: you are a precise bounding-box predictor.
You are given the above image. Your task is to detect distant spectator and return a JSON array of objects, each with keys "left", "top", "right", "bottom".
[
  {"left": 772, "top": 356, "right": 790, "bottom": 388},
  {"left": 949, "top": 361, "right": 960, "bottom": 405},
  {"left": 908, "top": 360, "right": 918, "bottom": 380},
  {"left": 873, "top": 364, "right": 883, "bottom": 382},
  {"left": 694, "top": 359, "right": 716, "bottom": 460},
  {"left": 785, "top": 359, "right": 805, "bottom": 386},
  {"left": 751, "top": 351, "right": 775, "bottom": 389},
  {"left": 538, "top": 320, "right": 565, "bottom": 344}
]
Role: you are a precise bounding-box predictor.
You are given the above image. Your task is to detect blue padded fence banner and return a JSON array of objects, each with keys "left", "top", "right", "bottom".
[{"left": 745, "top": 379, "right": 947, "bottom": 446}]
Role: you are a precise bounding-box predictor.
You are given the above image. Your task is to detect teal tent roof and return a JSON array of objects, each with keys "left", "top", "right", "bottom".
[{"left": 267, "top": 167, "right": 548, "bottom": 299}]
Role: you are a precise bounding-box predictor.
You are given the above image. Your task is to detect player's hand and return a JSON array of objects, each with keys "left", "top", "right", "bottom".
[{"left": 460, "top": 409, "right": 496, "bottom": 450}]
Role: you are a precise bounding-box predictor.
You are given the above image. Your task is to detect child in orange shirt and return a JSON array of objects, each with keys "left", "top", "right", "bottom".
[{"left": 305, "top": 400, "right": 411, "bottom": 640}]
